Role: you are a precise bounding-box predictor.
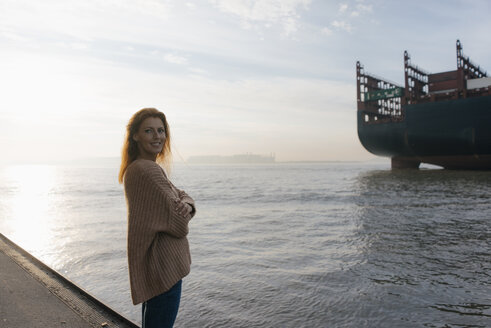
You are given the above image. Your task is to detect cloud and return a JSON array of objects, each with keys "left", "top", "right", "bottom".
[
  {"left": 321, "top": 27, "right": 333, "bottom": 36},
  {"left": 209, "top": 0, "right": 311, "bottom": 36},
  {"left": 339, "top": 3, "right": 349, "bottom": 14},
  {"left": 188, "top": 67, "right": 208, "bottom": 75},
  {"left": 164, "top": 53, "right": 188, "bottom": 65},
  {"left": 0, "top": 0, "right": 174, "bottom": 45},
  {"left": 70, "top": 42, "right": 89, "bottom": 50},
  {"left": 351, "top": 2, "right": 372, "bottom": 17},
  {"left": 0, "top": 27, "right": 30, "bottom": 42},
  {"left": 331, "top": 20, "right": 353, "bottom": 33},
  {"left": 186, "top": 2, "right": 196, "bottom": 10},
  {"left": 323, "top": 0, "right": 373, "bottom": 35}
]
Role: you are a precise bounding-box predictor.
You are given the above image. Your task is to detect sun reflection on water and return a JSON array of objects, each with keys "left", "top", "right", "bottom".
[{"left": 2, "top": 165, "right": 57, "bottom": 255}]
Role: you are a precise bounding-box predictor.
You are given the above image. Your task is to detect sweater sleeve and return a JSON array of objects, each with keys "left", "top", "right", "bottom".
[
  {"left": 126, "top": 161, "right": 192, "bottom": 238},
  {"left": 171, "top": 183, "right": 196, "bottom": 218}
]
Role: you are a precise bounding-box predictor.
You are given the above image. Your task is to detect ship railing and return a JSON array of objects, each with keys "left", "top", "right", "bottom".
[
  {"left": 404, "top": 50, "right": 429, "bottom": 103},
  {"left": 457, "top": 39, "right": 487, "bottom": 79},
  {"left": 357, "top": 61, "right": 404, "bottom": 124}
]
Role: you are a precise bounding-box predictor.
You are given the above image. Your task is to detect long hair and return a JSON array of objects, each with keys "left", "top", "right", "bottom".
[{"left": 118, "top": 108, "right": 172, "bottom": 183}]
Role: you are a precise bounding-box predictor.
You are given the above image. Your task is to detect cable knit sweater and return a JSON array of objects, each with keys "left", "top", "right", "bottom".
[{"left": 124, "top": 159, "right": 195, "bottom": 305}]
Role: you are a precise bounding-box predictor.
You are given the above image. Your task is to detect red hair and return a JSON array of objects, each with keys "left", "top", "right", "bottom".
[{"left": 118, "top": 108, "right": 172, "bottom": 183}]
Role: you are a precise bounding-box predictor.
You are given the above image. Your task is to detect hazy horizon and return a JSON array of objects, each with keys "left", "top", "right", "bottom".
[
  {"left": 1, "top": 1, "right": 490, "bottom": 164},
  {"left": 0, "top": 153, "right": 386, "bottom": 167}
]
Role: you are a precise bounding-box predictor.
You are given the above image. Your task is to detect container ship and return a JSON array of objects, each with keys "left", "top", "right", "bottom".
[{"left": 356, "top": 40, "right": 491, "bottom": 169}]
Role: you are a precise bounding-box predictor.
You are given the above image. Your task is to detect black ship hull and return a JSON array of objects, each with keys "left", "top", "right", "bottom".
[{"left": 357, "top": 95, "right": 491, "bottom": 169}]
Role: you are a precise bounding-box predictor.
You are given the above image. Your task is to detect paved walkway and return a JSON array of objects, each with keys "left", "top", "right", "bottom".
[{"left": 0, "top": 233, "right": 139, "bottom": 328}]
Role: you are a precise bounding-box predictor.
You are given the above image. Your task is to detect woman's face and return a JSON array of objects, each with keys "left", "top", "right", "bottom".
[{"left": 133, "top": 116, "right": 166, "bottom": 161}]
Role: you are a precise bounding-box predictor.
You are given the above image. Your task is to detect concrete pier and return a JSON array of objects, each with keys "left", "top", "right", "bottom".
[{"left": 0, "top": 233, "right": 139, "bottom": 328}]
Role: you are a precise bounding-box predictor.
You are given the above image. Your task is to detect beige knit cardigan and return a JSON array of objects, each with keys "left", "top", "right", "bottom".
[{"left": 124, "top": 159, "right": 195, "bottom": 305}]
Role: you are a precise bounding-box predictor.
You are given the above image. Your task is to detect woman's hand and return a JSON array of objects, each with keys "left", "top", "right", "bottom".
[{"left": 174, "top": 199, "right": 193, "bottom": 217}]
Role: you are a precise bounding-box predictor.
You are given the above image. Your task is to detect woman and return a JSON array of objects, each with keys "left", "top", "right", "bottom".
[{"left": 119, "top": 108, "right": 196, "bottom": 328}]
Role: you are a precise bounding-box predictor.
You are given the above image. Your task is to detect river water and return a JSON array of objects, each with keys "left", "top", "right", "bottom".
[{"left": 0, "top": 162, "right": 490, "bottom": 327}]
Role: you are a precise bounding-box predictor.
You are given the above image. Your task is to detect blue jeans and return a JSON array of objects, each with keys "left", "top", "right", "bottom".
[{"left": 142, "top": 280, "right": 182, "bottom": 328}]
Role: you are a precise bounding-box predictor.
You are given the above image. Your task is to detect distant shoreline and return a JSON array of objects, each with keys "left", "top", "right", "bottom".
[{"left": 187, "top": 153, "right": 275, "bottom": 164}]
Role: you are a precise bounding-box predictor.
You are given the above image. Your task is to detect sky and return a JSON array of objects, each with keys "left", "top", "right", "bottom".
[{"left": 0, "top": 0, "right": 490, "bottom": 163}]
